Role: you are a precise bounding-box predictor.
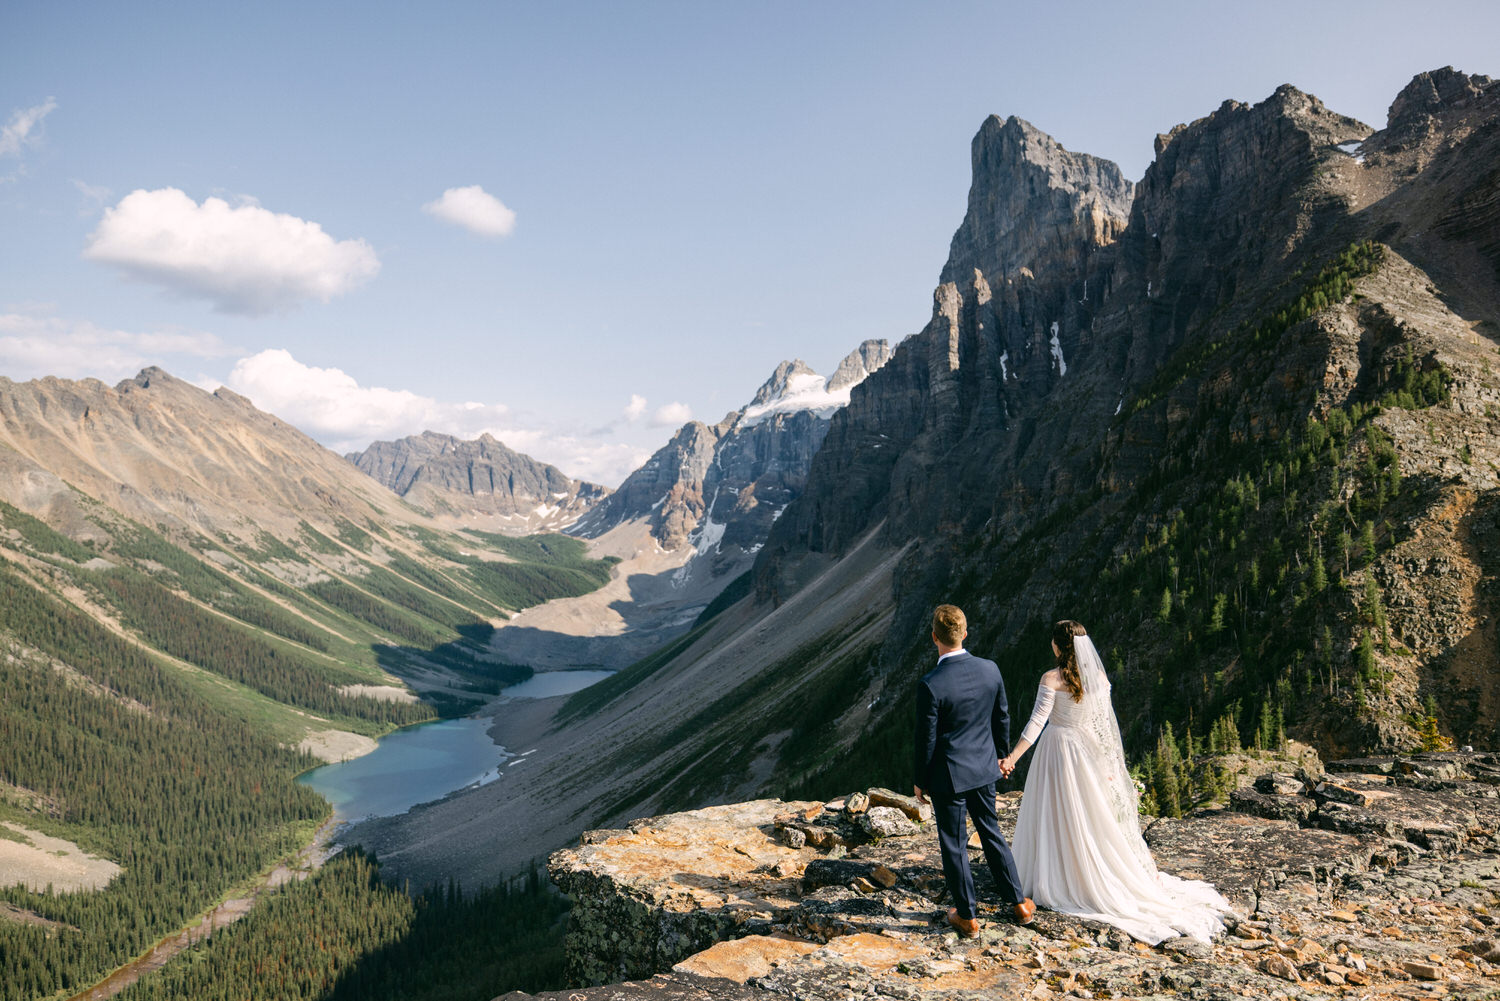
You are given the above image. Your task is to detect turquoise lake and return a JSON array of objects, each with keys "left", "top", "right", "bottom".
[{"left": 299, "top": 669, "right": 612, "bottom": 822}]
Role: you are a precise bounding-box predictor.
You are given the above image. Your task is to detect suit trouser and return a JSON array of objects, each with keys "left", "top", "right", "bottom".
[{"left": 932, "top": 781, "right": 1024, "bottom": 919}]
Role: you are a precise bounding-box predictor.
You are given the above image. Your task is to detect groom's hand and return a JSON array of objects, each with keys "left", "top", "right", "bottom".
[{"left": 913, "top": 785, "right": 928, "bottom": 805}]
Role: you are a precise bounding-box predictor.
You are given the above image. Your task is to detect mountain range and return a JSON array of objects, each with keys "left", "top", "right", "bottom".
[
  {"left": 2, "top": 64, "right": 1498, "bottom": 998},
  {"left": 347, "top": 431, "right": 610, "bottom": 533},
  {"left": 386, "top": 342, "right": 892, "bottom": 672},
  {"left": 349, "top": 67, "right": 1500, "bottom": 888}
]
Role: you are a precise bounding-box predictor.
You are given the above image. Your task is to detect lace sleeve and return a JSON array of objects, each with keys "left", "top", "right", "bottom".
[{"left": 1018, "top": 684, "right": 1056, "bottom": 745}]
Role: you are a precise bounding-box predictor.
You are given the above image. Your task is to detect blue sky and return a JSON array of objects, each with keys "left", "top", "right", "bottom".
[{"left": 3, "top": 0, "right": 1497, "bottom": 485}]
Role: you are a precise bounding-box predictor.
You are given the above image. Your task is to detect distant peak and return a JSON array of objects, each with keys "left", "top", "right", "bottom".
[
  {"left": 736, "top": 344, "right": 891, "bottom": 429},
  {"left": 827, "top": 340, "right": 892, "bottom": 393},
  {"left": 130, "top": 366, "right": 169, "bottom": 386},
  {"left": 750, "top": 359, "right": 819, "bottom": 408}
]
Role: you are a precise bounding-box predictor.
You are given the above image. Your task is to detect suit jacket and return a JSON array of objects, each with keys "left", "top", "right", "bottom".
[{"left": 914, "top": 651, "right": 1011, "bottom": 796}]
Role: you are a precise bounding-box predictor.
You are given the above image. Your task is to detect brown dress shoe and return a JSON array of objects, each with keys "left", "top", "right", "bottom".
[
  {"left": 1013, "top": 897, "right": 1036, "bottom": 925},
  {"left": 946, "top": 907, "right": 981, "bottom": 937}
]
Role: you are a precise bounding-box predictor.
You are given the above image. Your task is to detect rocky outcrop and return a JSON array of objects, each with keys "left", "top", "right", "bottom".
[
  {"left": 347, "top": 430, "right": 608, "bottom": 533},
  {"left": 514, "top": 752, "right": 1500, "bottom": 1000},
  {"left": 1382, "top": 67, "right": 1497, "bottom": 152}
]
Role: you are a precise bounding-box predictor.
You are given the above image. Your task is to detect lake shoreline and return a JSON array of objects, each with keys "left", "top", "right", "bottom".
[{"left": 305, "top": 669, "right": 610, "bottom": 835}]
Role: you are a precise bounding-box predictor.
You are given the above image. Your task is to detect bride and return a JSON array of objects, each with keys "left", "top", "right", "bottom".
[{"left": 998, "top": 620, "right": 1233, "bottom": 944}]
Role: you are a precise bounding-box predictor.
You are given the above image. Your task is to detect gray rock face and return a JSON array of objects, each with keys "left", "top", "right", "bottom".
[
  {"left": 347, "top": 431, "right": 608, "bottom": 532},
  {"left": 827, "top": 340, "right": 892, "bottom": 393},
  {"left": 1385, "top": 66, "right": 1496, "bottom": 142},
  {"left": 940, "top": 114, "right": 1134, "bottom": 289}
]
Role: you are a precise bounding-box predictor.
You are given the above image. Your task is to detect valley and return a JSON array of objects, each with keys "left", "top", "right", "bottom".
[{"left": 0, "top": 63, "right": 1498, "bottom": 1001}]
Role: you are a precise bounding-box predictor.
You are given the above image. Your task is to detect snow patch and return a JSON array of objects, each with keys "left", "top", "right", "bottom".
[
  {"left": 999, "top": 350, "right": 1009, "bottom": 381},
  {"left": 1337, "top": 140, "right": 1367, "bottom": 164},
  {"left": 739, "top": 372, "right": 850, "bottom": 427},
  {"left": 1049, "top": 322, "right": 1067, "bottom": 377}
]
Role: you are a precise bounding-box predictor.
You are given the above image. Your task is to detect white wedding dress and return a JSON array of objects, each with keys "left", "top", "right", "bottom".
[{"left": 1010, "top": 635, "right": 1233, "bottom": 944}]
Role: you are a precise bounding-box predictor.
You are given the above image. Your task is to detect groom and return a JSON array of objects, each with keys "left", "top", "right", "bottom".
[{"left": 914, "top": 604, "right": 1034, "bottom": 936}]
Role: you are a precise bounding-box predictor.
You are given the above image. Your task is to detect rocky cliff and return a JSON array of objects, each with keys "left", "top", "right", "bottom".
[
  {"left": 745, "top": 69, "right": 1500, "bottom": 774},
  {"left": 347, "top": 430, "right": 609, "bottom": 533},
  {"left": 513, "top": 752, "right": 1500, "bottom": 1000}
]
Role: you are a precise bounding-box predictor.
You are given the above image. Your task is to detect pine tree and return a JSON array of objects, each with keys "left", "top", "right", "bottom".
[
  {"left": 1152, "top": 722, "right": 1183, "bottom": 818},
  {"left": 1209, "top": 593, "right": 1227, "bottom": 634},
  {"left": 1418, "top": 715, "right": 1452, "bottom": 753},
  {"left": 1357, "top": 630, "right": 1376, "bottom": 681}
]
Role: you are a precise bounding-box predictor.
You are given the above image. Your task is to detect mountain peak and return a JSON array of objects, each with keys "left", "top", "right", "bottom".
[
  {"left": 347, "top": 431, "right": 607, "bottom": 531},
  {"left": 121, "top": 366, "right": 173, "bottom": 391},
  {"left": 750, "top": 359, "right": 818, "bottom": 407},
  {"left": 1387, "top": 66, "right": 1497, "bottom": 134},
  {"left": 941, "top": 113, "right": 1133, "bottom": 286},
  {"left": 827, "top": 339, "right": 894, "bottom": 393}
]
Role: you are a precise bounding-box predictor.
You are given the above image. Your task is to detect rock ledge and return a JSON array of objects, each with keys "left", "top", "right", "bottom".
[{"left": 509, "top": 753, "right": 1500, "bottom": 1000}]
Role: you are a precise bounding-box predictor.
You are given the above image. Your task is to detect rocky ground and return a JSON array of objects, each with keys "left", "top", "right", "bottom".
[
  {"left": 0, "top": 820, "right": 121, "bottom": 893},
  {"left": 503, "top": 752, "right": 1500, "bottom": 1000}
]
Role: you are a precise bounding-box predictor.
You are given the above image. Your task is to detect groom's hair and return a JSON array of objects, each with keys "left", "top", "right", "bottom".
[{"left": 932, "top": 604, "right": 966, "bottom": 646}]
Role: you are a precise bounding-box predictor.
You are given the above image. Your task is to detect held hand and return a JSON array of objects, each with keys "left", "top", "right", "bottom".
[
  {"left": 913, "top": 785, "right": 928, "bottom": 805},
  {"left": 998, "top": 756, "right": 1015, "bottom": 779}
]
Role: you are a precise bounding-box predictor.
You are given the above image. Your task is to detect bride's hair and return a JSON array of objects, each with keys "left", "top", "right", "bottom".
[{"left": 1052, "top": 619, "right": 1088, "bottom": 702}]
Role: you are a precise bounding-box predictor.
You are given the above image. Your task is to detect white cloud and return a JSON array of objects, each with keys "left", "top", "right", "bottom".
[
  {"left": 423, "top": 185, "right": 516, "bottom": 238},
  {"left": 651, "top": 401, "right": 692, "bottom": 427},
  {"left": 223, "top": 349, "right": 646, "bottom": 486},
  {"left": 623, "top": 394, "right": 647, "bottom": 421},
  {"left": 0, "top": 98, "right": 56, "bottom": 159},
  {"left": 0, "top": 312, "right": 236, "bottom": 383},
  {"left": 83, "top": 188, "right": 380, "bottom": 316},
  {"left": 224, "top": 349, "right": 498, "bottom": 446}
]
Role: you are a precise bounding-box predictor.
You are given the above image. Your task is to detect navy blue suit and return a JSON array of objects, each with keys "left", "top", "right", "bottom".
[{"left": 915, "top": 650, "right": 1024, "bottom": 918}]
